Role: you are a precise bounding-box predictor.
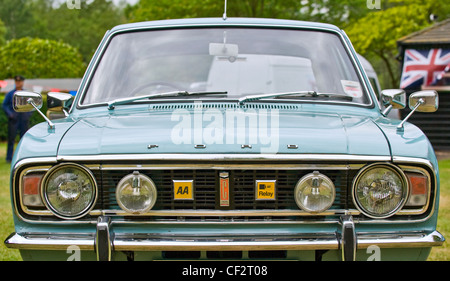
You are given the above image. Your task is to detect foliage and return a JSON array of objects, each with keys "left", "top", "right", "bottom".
[
  {"left": 0, "top": 0, "right": 35, "bottom": 39},
  {"left": 126, "top": 0, "right": 370, "bottom": 25},
  {"left": 0, "top": 0, "right": 126, "bottom": 62},
  {"left": 0, "top": 19, "right": 6, "bottom": 46},
  {"left": 126, "top": 0, "right": 222, "bottom": 21},
  {"left": 345, "top": 0, "right": 450, "bottom": 89},
  {"left": 30, "top": 0, "right": 126, "bottom": 62},
  {"left": 0, "top": 37, "right": 85, "bottom": 79}
]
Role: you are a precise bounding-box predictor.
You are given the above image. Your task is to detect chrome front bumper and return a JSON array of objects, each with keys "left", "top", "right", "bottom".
[{"left": 5, "top": 216, "right": 445, "bottom": 261}]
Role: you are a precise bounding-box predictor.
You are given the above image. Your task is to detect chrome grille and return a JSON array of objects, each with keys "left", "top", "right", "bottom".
[{"left": 97, "top": 168, "right": 356, "bottom": 212}]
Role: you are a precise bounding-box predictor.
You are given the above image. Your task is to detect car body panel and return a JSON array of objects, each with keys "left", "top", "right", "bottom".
[{"left": 56, "top": 105, "right": 390, "bottom": 157}]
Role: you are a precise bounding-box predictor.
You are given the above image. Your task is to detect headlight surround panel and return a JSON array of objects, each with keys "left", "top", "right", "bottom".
[
  {"left": 352, "top": 163, "right": 409, "bottom": 219},
  {"left": 40, "top": 163, "right": 98, "bottom": 220}
]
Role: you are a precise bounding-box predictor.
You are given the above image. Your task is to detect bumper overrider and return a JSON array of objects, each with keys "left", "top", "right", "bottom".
[{"left": 5, "top": 215, "right": 445, "bottom": 261}]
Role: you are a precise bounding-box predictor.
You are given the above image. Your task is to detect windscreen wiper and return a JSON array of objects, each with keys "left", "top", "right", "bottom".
[
  {"left": 108, "top": 91, "right": 227, "bottom": 110},
  {"left": 238, "top": 91, "right": 352, "bottom": 105}
]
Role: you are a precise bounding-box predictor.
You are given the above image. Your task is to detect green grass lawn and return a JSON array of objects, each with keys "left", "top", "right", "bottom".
[
  {"left": 0, "top": 140, "right": 448, "bottom": 261},
  {"left": 428, "top": 159, "right": 450, "bottom": 260},
  {"left": 0, "top": 142, "right": 22, "bottom": 261}
]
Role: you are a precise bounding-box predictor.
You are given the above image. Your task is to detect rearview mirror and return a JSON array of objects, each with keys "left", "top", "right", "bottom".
[{"left": 209, "top": 43, "right": 239, "bottom": 59}]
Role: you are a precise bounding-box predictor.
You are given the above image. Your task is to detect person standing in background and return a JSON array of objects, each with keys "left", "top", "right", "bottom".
[{"left": 2, "top": 75, "right": 32, "bottom": 163}]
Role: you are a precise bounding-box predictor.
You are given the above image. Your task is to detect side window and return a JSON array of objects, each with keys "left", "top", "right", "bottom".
[{"left": 369, "top": 77, "right": 380, "bottom": 100}]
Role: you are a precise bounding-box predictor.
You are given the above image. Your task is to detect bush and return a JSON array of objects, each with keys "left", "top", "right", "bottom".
[{"left": 0, "top": 37, "right": 85, "bottom": 79}]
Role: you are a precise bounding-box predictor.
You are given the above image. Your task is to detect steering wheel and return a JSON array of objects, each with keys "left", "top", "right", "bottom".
[{"left": 129, "top": 81, "right": 185, "bottom": 96}]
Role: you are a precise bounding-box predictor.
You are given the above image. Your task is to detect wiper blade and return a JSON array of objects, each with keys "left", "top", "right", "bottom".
[
  {"left": 238, "top": 91, "right": 317, "bottom": 105},
  {"left": 238, "top": 91, "right": 352, "bottom": 105},
  {"left": 108, "top": 91, "right": 227, "bottom": 110}
]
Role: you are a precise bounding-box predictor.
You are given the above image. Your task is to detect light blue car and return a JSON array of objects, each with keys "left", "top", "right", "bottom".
[{"left": 4, "top": 17, "right": 444, "bottom": 261}]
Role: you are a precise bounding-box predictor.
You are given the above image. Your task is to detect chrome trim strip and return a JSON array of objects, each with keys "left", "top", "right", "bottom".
[
  {"left": 56, "top": 154, "right": 391, "bottom": 162},
  {"left": 98, "top": 209, "right": 360, "bottom": 217},
  {"left": 5, "top": 230, "right": 444, "bottom": 252},
  {"left": 101, "top": 163, "right": 364, "bottom": 170}
]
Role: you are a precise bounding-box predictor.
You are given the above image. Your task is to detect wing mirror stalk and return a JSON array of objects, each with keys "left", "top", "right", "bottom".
[{"left": 381, "top": 89, "right": 439, "bottom": 132}]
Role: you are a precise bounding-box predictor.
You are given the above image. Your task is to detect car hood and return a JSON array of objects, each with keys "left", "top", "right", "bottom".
[{"left": 57, "top": 107, "right": 391, "bottom": 157}]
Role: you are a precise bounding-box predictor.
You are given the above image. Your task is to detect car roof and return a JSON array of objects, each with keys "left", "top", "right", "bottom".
[{"left": 109, "top": 17, "right": 342, "bottom": 34}]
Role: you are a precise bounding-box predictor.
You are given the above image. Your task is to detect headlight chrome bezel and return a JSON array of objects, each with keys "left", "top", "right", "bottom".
[
  {"left": 41, "top": 163, "right": 98, "bottom": 220},
  {"left": 352, "top": 163, "right": 409, "bottom": 219}
]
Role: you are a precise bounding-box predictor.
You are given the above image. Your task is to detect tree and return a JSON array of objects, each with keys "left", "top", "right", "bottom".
[
  {"left": 127, "top": 0, "right": 371, "bottom": 26},
  {"left": 0, "top": 37, "right": 86, "bottom": 79},
  {"left": 0, "top": 0, "right": 35, "bottom": 39},
  {"left": 127, "top": 0, "right": 223, "bottom": 22},
  {"left": 11, "top": 0, "right": 127, "bottom": 62},
  {"left": 0, "top": 19, "right": 6, "bottom": 46}
]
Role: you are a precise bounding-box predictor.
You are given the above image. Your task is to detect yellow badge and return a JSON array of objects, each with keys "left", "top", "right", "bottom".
[
  {"left": 255, "top": 180, "right": 276, "bottom": 200},
  {"left": 173, "top": 180, "right": 194, "bottom": 200}
]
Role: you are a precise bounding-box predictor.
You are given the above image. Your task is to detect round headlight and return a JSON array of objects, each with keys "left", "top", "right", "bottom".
[
  {"left": 295, "top": 171, "right": 336, "bottom": 213},
  {"left": 116, "top": 171, "right": 157, "bottom": 214},
  {"left": 353, "top": 164, "right": 408, "bottom": 219},
  {"left": 42, "top": 163, "right": 97, "bottom": 219}
]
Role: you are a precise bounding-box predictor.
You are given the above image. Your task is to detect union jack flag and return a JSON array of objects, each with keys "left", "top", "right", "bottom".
[{"left": 400, "top": 48, "right": 450, "bottom": 89}]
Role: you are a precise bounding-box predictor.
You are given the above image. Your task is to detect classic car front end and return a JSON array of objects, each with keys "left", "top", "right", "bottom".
[{"left": 4, "top": 18, "right": 445, "bottom": 261}]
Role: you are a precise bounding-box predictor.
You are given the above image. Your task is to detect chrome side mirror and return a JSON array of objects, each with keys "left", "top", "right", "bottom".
[
  {"left": 13, "top": 91, "right": 43, "bottom": 112},
  {"left": 381, "top": 89, "right": 406, "bottom": 116},
  {"left": 12, "top": 91, "right": 54, "bottom": 129},
  {"left": 47, "top": 92, "right": 74, "bottom": 117},
  {"left": 398, "top": 90, "right": 439, "bottom": 131},
  {"left": 409, "top": 90, "right": 439, "bottom": 113}
]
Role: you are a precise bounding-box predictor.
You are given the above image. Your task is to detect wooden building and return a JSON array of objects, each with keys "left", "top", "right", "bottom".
[{"left": 398, "top": 19, "right": 450, "bottom": 150}]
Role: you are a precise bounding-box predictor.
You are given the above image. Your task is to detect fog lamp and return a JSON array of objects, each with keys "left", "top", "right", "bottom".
[
  {"left": 353, "top": 164, "right": 408, "bottom": 219},
  {"left": 116, "top": 171, "right": 157, "bottom": 214},
  {"left": 295, "top": 171, "right": 335, "bottom": 213},
  {"left": 42, "top": 163, "right": 97, "bottom": 219}
]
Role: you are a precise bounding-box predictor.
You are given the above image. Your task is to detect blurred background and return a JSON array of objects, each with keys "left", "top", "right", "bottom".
[{"left": 0, "top": 0, "right": 448, "bottom": 89}]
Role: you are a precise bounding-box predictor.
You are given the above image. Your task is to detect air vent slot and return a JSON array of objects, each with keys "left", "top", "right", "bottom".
[{"left": 149, "top": 103, "right": 300, "bottom": 111}]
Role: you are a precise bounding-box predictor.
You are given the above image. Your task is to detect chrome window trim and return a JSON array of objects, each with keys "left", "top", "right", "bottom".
[
  {"left": 75, "top": 22, "right": 375, "bottom": 110},
  {"left": 12, "top": 155, "right": 436, "bottom": 225}
]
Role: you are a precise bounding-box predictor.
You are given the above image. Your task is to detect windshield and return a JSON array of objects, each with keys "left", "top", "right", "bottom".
[{"left": 81, "top": 27, "right": 370, "bottom": 106}]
